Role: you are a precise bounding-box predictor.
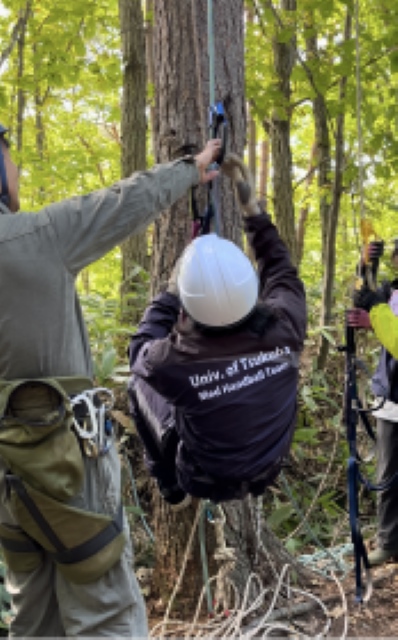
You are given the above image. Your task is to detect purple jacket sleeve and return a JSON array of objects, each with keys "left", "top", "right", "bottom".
[
  {"left": 128, "top": 292, "right": 180, "bottom": 368},
  {"left": 244, "top": 213, "right": 307, "bottom": 345}
]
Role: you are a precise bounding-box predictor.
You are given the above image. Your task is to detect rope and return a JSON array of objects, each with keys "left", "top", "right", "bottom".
[
  {"left": 198, "top": 503, "right": 213, "bottom": 615},
  {"left": 207, "top": 0, "right": 223, "bottom": 237},
  {"left": 122, "top": 449, "right": 155, "bottom": 544},
  {"left": 151, "top": 499, "right": 348, "bottom": 639}
]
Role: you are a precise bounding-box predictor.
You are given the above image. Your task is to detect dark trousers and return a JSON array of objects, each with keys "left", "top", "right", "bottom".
[
  {"left": 128, "top": 375, "right": 181, "bottom": 496},
  {"left": 376, "top": 418, "right": 398, "bottom": 550},
  {"left": 128, "top": 375, "right": 281, "bottom": 503}
]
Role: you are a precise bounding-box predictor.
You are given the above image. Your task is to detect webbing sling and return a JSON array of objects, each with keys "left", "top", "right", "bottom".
[
  {"left": 190, "top": 0, "right": 227, "bottom": 240},
  {"left": 6, "top": 474, "right": 124, "bottom": 564}
]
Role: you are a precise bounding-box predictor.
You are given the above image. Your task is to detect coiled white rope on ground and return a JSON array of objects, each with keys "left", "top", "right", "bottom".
[{"left": 150, "top": 500, "right": 349, "bottom": 640}]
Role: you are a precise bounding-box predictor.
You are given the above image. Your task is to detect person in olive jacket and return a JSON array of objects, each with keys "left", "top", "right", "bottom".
[
  {"left": 0, "top": 122, "right": 220, "bottom": 638},
  {"left": 128, "top": 154, "right": 307, "bottom": 506}
]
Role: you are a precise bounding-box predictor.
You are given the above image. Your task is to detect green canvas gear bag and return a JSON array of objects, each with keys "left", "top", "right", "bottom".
[
  {"left": 0, "top": 377, "right": 126, "bottom": 583},
  {"left": 6, "top": 476, "right": 126, "bottom": 584},
  {"left": 0, "top": 378, "right": 85, "bottom": 500}
]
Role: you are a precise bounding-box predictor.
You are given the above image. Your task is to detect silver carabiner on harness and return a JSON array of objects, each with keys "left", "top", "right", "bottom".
[{"left": 71, "top": 388, "right": 114, "bottom": 457}]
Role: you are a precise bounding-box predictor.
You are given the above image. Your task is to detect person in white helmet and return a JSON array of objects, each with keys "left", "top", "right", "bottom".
[{"left": 128, "top": 154, "right": 307, "bottom": 506}]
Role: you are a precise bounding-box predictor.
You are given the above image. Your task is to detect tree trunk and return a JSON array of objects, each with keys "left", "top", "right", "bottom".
[
  {"left": 118, "top": 0, "right": 149, "bottom": 324},
  {"left": 16, "top": 5, "right": 28, "bottom": 162},
  {"left": 317, "top": 10, "right": 352, "bottom": 370},
  {"left": 306, "top": 27, "right": 331, "bottom": 263},
  {"left": 248, "top": 105, "right": 257, "bottom": 185},
  {"left": 149, "top": 1, "right": 311, "bottom": 620},
  {"left": 150, "top": 0, "right": 246, "bottom": 296},
  {"left": 150, "top": 0, "right": 249, "bottom": 607},
  {"left": 259, "top": 139, "right": 270, "bottom": 209},
  {"left": 270, "top": 0, "right": 297, "bottom": 265},
  {"left": 296, "top": 142, "right": 317, "bottom": 267},
  {"left": 145, "top": 0, "right": 155, "bottom": 153},
  {"left": 0, "top": 2, "right": 32, "bottom": 71}
]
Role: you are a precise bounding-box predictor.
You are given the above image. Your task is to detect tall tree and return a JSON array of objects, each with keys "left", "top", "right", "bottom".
[
  {"left": 317, "top": 9, "right": 352, "bottom": 369},
  {"left": 118, "top": 0, "right": 148, "bottom": 324},
  {"left": 150, "top": 0, "right": 248, "bottom": 603},
  {"left": 269, "top": 0, "right": 298, "bottom": 264},
  {"left": 150, "top": 0, "right": 246, "bottom": 295},
  {"left": 148, "top": 0, "right": 305, "bottom": 612}
]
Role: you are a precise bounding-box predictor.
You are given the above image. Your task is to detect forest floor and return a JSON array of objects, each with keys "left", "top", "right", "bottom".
[
  {"left": 147, "top": 561, "right": 398, "bottom": 638},
  {"left": 325, "top": 563, "right": 398, "bottom": 638}
]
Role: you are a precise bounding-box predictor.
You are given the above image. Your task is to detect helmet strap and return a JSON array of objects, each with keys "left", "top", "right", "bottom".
[{"left": 0, "top": 145, "right": 10, "bottom": 208}]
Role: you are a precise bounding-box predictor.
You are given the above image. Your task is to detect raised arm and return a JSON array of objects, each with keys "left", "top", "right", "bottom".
[
  {"left": 222, "top": 154, "right": 306, "bottom": 345},
  {"left": 43, "top": 140, "right": 221, "bottom": 275}
]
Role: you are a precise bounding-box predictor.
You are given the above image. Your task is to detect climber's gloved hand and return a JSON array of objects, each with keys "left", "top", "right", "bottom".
[
  {"left": 221, "top": 153, "right": 261, "bottom": 217},
  {"left": 167, "top": 258, "right": 182, "bottom": 296},
  {"left": 353, "top": 286, "right": 385, "bottom": 313},
  {"left": 346, "top": 308, "right": 372, "bottom": 330}
]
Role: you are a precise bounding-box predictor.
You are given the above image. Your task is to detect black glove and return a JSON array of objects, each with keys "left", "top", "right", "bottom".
[
  {"left": 353, "top": 287, "right": 385, "bottom": 312},
  {"left": 368, "top": 240, "right": 384, "bottom": 260}
]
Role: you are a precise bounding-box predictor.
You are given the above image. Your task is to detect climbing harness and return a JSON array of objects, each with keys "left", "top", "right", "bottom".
[{"left": 191, "top": 0, "right": 227, "bottom": 240}]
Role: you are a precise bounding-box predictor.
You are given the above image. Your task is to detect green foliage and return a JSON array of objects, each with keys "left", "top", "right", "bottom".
[{"left": 79, "top": 292, "right": 132, "bottom": 386}]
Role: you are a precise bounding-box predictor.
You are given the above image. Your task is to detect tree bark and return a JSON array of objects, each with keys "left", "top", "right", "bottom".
[
  {"left": 150, "top": 0, "right": 249, "bottom": 606},
  {"left": 259, "top": 139, "right": 270, "bottom": 209},
  {"left": 145, "top": 0, "right": 155, "bottom": 154},
  {"left": 118, "top": 0, "right": 149, "bottom": 324},
  {"left": 270, "top": 0, "right": 297, "bottom": 265},
  {"left": 16, "top": 5, "right": 29, "bottom": 162},
  {"left": 150, "top": 0, "right": 246, "bottom": 296},
  {"left": 148, "top": 1, "right": 311, "bottom": 618},
  {"left": 0, "top": 2, "right": 32, "bottom": 71},
  {"left": 306, "top": 27, "right": 331, "bottom": 263},
  {"left": 296, "top": 142, "right": 317, "bottom": 267}
]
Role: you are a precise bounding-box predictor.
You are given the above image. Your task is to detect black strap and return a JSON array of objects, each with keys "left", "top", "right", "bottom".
[
  {"left": 52, "top": 502, "right": 123, "bottom": 565},
  {"left": 6, "top": 474, "right": 66, "bottom": 552},
  {"left": 6, "top": 474, "right": 123, "bottom": 564},
  {"left": 0, "top": 535, "right": 42, "bottom": 554}
]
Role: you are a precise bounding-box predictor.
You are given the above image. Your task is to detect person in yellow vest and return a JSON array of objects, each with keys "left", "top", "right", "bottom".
[{"left": 0, "top": 123, "right": 221, "bottom": 637}]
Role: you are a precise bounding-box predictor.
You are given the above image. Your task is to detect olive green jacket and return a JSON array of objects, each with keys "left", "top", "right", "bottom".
[{"left": 0, "top": 158, "right": 199, "bottom": 380}]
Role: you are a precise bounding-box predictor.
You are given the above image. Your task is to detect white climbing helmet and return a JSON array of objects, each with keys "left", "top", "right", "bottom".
[{"left": 177, "top": 233, "right": 258, "bottom": 327}]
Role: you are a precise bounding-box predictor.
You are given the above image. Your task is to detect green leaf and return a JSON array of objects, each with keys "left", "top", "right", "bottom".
[{"left": 267, "top": 503, "right": 294, "bottom": 528}]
